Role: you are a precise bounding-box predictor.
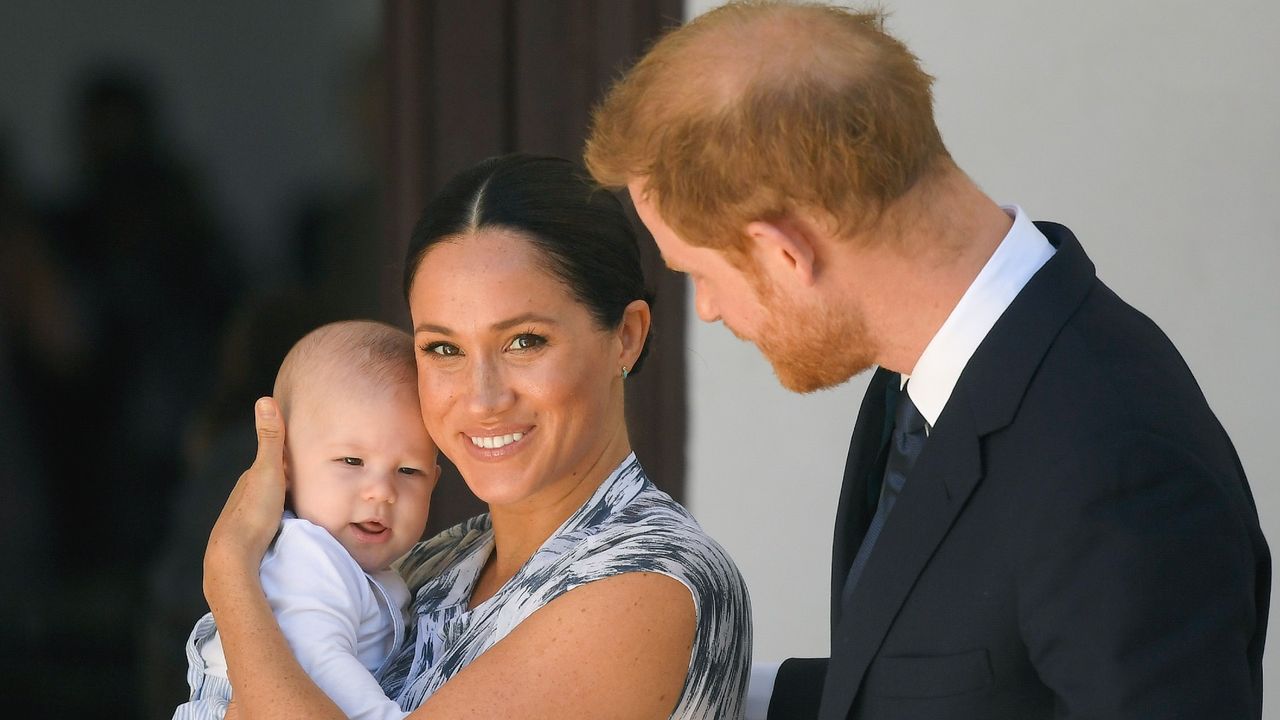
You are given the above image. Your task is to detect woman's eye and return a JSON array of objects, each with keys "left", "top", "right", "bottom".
[
  {"left": 507, "top": 333, "right": 546, "bottom": 351},
  {"left": 422, "top": 342, "right": 461, "bottom": 357},
  {"left": 341, "top": 457, "right": 364, "bottom": 467}
]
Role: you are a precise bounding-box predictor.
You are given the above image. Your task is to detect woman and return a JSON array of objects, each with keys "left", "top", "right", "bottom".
[{"left": 203, "top": 154, "right": 751, "bottom": 719}]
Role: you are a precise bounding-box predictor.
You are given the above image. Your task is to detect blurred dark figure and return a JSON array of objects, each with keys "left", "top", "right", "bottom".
[
  {"left": 140, "top": 289, "right": 340, "bottom": 718},
  {"left": 48, "top": 69, "right": 244, "bottom": 571},
  {"left": 0, "top": 135, "right": 79, "bottom": 711},
  {"left": 10, "top": 69, "right": 248, "bottom": 716}
]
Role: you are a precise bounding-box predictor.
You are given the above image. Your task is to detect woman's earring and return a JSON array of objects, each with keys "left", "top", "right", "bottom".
[{"left": 620, "top": 365, "right": 630, "bottom": 380}]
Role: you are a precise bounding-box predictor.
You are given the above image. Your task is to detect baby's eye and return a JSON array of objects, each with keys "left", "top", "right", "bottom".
[
  {"left": 341, "top": 457, "right": 364, "bottom": 467},
  {"left": 397, "top": 466, "right": 420, "bottom": 475},
  {"left": 422, "top": 341, "right": 461, "bottom": 357},
  {"left": 507, "top": 333, "right": 546, "bottom": 351}
]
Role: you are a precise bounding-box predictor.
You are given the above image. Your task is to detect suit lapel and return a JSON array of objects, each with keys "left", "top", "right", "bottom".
[
  {"left": 963, "top": 222, "right": 1095, "bottom": 435},
  {"left": 830, "top": 368, "right": 898, "bottom": 629},
  {"left": 820, "top": 394, "right": 985, "bottom": 718}
]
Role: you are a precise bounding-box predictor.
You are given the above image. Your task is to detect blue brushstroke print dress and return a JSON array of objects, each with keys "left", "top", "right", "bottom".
[{"left": 379, "top": 454, "right": 752, "bottom": 718}]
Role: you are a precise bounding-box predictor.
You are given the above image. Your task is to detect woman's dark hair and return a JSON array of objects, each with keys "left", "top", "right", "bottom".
[{"left": 403, "top": 154, "right": 655, "bottom": 373}]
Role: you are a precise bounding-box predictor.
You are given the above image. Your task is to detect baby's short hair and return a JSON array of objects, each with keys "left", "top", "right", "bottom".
[{"left": 273, "top": 320, "right": 416, "bottom": 419}]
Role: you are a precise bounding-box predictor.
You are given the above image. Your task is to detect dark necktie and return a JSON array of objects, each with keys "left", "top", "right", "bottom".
[{"left": 841, "top": 384, "right": 929, "bottom": 605}]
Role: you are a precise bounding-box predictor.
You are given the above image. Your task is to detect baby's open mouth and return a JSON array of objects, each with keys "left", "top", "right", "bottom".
[{"left": 354, "top": 521, "right": 388, "bottom": 534}]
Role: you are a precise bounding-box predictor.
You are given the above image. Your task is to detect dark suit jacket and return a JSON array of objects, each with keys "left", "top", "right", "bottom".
[{"left": 768, "top": 223, "right": 1269, "bottom": 719}]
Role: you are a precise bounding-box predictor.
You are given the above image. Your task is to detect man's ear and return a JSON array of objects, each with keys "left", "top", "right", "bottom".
[{"left": 744, "top": 217, "right": 818, "bottom": 287}]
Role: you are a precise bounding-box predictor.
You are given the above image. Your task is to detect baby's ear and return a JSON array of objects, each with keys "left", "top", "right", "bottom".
[
  {"left": 281, "top": 444, "right": 293, "bottom": 490},
  {"left": 428, "top": 464, "right": 442, "bottom": 489}
]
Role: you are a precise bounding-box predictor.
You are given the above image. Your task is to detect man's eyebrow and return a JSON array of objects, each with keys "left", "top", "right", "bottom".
[{"left": 414, "top": 313, "right": 560, "bottom": 336}]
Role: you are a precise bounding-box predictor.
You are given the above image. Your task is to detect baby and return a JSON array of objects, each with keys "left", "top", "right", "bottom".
[{"left": 174, "top": 320, "right": 438, "bottom": 720}]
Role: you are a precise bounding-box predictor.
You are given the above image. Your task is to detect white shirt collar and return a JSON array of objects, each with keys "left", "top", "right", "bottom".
[{"left": 902, "top": 205, "right": 1055, "bottom": 429}]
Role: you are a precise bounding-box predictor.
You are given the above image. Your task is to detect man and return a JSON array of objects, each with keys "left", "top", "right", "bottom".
[{"left": 585, "top": 2, "right": 1269, "bottom": 719}]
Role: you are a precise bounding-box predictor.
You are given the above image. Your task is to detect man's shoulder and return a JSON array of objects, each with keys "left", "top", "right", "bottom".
[
  {"left": 969, "top": 271, "right": 1239, "bottom": 500},
  {"left": 1039, "top": 279, "right": 1210, "bottom": 423}
]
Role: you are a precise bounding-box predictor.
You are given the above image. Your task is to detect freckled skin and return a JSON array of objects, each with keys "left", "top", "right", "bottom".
[{"left": 407, "top": 229, "right": 632, "bottom": 518}]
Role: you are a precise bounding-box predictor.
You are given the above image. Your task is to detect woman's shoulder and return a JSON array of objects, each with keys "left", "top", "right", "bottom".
[
  {"left": 559, "top": 479, "right": 748, "bottom": 597},
  {"left": 605, "top": 480, "right": 728, "bottom": 551}
]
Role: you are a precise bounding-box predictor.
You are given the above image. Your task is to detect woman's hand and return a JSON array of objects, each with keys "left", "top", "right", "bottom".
[
  {"left": 204, "top": 397, "right": 288, "bottom": 604},
  {"left": 195, "top": 399, "right": 349, "bottom": 719}
]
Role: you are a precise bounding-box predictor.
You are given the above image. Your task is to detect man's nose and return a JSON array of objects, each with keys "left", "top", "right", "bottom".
[{"left": 694, "top": 286, "right": 721, "bottom": 323}]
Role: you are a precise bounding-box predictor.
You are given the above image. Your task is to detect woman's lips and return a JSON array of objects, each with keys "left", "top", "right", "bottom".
[
  {"left": 463, "top": 427, "right": 532, "bottom": 459},
  {"left": 469, "top": 431, "right": 525, "bottom": 449}
]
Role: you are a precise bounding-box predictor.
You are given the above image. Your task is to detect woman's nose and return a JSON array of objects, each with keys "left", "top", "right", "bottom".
[{"left": 467, "top": 357, "right": 515, "bottom": 417}]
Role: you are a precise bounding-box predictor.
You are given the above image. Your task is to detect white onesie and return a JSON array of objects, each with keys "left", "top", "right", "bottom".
[{"left": 174, "top": 515, "right": 411, "bottom": 720}]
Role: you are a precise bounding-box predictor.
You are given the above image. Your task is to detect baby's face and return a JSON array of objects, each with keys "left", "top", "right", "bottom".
[{"left": 286, "top": 382, "right": 438, "bottom": 572}]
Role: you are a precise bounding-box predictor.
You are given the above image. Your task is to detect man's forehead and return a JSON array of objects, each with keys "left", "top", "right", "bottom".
[
  {"left": 621, "top": 177, "right": 724, "bottom": 274},
  {"left": 646, "top": 232, "right": 682, "bottom": 271}
]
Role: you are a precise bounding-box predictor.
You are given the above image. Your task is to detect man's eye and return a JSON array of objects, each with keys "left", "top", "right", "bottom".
[
  {"left": 507, "top": 334, "right": 546, "bottom": 351},
  {"left": 341, "top": 457, "right": 363, "bottom": 466},
  {"left": 421, "top": 342, "right": 460, "bottom": 357}
]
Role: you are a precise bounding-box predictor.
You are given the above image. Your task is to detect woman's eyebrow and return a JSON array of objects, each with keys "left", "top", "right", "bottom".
[
  {"left": 492, "top": 313, "right": 558, "bottom": 331},
  {"left": 414, "top": 322, "right": 452, "bottom": 335},
  {"left": 414, "top": 313, "right": 559, "bottom": 336}
]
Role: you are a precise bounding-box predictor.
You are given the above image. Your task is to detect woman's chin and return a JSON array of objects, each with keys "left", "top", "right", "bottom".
[{"left": 462, "top": 478, "right": 534, "bottom": 509}]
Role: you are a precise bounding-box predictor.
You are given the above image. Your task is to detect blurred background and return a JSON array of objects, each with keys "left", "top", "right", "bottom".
[
  {"left": 3, "top": 1, "right": 1279, "bottom": 718},
  {"left": 0, "top": 1, "right": 684, "bottom": 716}
]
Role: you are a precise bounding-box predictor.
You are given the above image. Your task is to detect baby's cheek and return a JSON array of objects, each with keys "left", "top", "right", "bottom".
[{"left": 402, "top": 485, "right": 433, "bottom": 533}]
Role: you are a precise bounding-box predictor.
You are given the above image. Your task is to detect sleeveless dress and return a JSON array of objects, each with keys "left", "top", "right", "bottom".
[{"left": 379, "top": 454, "right": 752, "bottom": 718}]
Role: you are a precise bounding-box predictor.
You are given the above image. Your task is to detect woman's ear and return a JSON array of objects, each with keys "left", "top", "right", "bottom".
[
  {"left": 744, "top": 217, "right": 818, "bottom": 287},
  {"left": 617, "top": 298, "right": 652, "bottom": 370}
]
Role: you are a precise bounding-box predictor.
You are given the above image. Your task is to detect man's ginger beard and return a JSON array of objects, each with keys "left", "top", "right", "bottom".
[{"left": 739, "top": 259, "right": 877, "bottom": 394}]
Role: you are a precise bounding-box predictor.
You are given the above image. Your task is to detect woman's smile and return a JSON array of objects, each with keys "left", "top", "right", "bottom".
[
  {"left": 467, "top": 430, "right": 527, "bottom": 449},
  {"left": 463, "top": 428, "right": 532, "bottom": 459}
]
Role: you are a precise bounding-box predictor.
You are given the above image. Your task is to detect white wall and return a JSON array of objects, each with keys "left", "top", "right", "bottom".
[{"left": 682, "top": 0, "right": 1280, "bottom": 712}]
